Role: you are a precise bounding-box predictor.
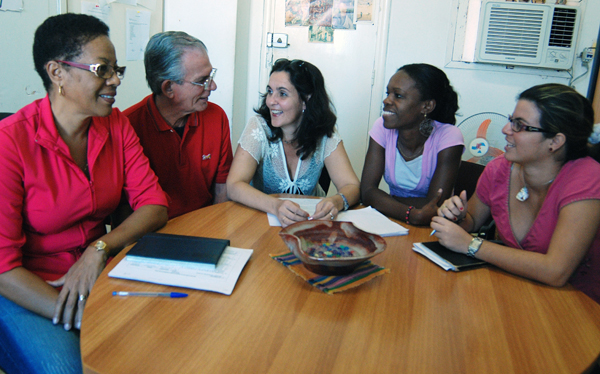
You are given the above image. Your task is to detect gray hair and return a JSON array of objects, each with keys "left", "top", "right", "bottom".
[{"left": 144, "top": 31, "right": 207, "bottom": 95}]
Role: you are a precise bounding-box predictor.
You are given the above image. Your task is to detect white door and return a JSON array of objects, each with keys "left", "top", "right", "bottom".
[{"left": 259, "top": 0, "right": 392, "bottom": 193}]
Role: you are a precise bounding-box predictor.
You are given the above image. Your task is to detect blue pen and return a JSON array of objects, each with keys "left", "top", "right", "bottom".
[
  {"left": 429, "top": 229, "right": 436, "bottom": 236},
  {"left": 112, "top": 291, "right": 188, "bottom": 298}
]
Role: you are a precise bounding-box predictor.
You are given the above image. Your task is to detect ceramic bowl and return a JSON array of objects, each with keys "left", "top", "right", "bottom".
[{"left": 279, "top": 220, "right": 387, "bottom": 275}]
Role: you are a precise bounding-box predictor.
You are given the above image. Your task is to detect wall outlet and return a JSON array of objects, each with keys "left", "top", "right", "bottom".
[
  {"left": 266, "top": 33, "right": 288, "bottom": 48},
  {"left": 581, "top": 47, "right": 595, "bottom": 62}
]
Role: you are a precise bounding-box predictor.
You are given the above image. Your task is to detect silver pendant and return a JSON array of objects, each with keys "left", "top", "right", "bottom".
[{"left": 516, "top": 186, "right": 529, "bottom": 202}]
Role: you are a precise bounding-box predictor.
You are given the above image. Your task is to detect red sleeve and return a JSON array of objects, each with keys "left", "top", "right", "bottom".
[
  {"left": 0, "top": 117, "right": 27, "bottom": 274},
  {"left": 214, "top": 110, "right": 233, "bottom": 184},
  {"left": 117, "top": 112, "right": 169, "bottom": 210}
]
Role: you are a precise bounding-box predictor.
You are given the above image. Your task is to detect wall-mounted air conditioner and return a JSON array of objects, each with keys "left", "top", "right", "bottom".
[{"left": 475, "top": 0, "right": 581, "bottom": 70}]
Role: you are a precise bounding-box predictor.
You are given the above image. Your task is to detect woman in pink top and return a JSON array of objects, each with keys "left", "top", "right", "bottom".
[
  {"left": 0, "top": 14, "right": 168, "bottom": 373},
  {"left": 432, "top": 84, "right": 600, "bottom": 305},
  {"left": 361, "top": 64, "right": 464, "bottom": 225}
]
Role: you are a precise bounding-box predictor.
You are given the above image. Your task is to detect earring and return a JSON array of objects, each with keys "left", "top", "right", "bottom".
[
  {"left": 58, "top": 84, "right": 64, "bottom": 96},
  {"left": 419, "top": 113, "right": 433, "bottom": 137}
]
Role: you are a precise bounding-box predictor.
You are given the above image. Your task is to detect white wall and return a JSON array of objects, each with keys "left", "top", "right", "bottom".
[
  {"left": 382, "top": 0, "right": 600, "bottom": 127},
  {"left": 164, "top": 0, "right": 238, "bottom": 126},
  {"left": 0, "top": 0, "right": 61, "bottom": 112},
  {"left": 222, "top": 0, "right": 600, "bottom": 168}
]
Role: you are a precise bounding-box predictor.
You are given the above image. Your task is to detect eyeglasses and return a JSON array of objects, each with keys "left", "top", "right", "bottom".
[
  {"left": 58, "top": 60, "right": 126, "bottom": 80},
  {"left": 507, "top": 115, "right": 554, "bottom": 134},
  {"left": 184, "top": 68, "right": 217, "bottom": 90}
]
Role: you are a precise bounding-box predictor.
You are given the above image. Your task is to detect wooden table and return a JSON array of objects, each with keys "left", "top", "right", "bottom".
[{"left": 81, "top": 201, "right": 600, "bottom": 374}]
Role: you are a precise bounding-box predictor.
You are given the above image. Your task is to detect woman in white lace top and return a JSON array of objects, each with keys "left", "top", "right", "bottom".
[{"left": 227, "top": 59, "right": 360, "bottom": 227}]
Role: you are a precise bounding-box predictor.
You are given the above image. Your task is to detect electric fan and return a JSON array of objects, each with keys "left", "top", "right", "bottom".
[{"left": 457, "top": 112, "right": 508, "bottom": 165}]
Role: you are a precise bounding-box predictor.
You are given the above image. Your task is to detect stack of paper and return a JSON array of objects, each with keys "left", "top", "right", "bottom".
[
  {"left": 267, "top": 199, "right": 408, "bottom": 237},
  {"left": 109, "top": 247, "right": 253, "bottom": 295}
]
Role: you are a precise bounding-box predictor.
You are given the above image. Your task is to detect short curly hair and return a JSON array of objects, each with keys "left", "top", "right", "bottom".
[{"left": 33, "top": 13, "right": 109, "bottom": 91}]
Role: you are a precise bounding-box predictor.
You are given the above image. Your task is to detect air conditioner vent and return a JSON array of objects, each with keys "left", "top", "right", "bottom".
[
  {"left": 549, "top": 8, "right": 577, "bottom": 48},
  {"left": 475, "top": 0, "right": 581, "bottom": 70},
  {"left": 484, "top": 8, "right": 544, "bottom": 59}
]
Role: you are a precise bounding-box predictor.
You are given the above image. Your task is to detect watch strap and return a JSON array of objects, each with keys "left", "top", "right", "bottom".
[{"left": 467, "top": 237, "right": 483, "bottom": 258}]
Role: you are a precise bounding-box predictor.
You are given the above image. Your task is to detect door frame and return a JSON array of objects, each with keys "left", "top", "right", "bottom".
[{"left": 258, "top": 0, "right": 392, "bottom": 142}]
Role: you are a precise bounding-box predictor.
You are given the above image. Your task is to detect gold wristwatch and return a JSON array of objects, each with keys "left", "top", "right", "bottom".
[{"left": 94, "top": 240, "right": 109, "bottom": 256}]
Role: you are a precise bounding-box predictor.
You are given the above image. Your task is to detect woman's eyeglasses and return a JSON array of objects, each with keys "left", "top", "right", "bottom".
[
  {"left": 508, "top": 115, "right": 554, "bottom": 134},
  {"left": 185, "top": 68, "right": 217, "bottom": 90},
  {"left": 58, "top": 60, "right": 126, "bottom": 80}
]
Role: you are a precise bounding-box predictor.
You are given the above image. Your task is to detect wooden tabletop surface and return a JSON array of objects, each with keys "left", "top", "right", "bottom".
[{"left": 81, "top": 201, "right": 600, "bottom": 374}]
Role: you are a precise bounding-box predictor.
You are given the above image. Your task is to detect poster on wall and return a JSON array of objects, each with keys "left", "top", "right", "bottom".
[
  {"left": 356, "top": 0, "right": 373, "bottom": 22},
  {"left": 332, "top": 0, "right": 355, "bottom": 29},
  {"left": 308, "top": 25, "right": 333, "bottom": 43},
  {"left": 309, "top": 0, "right": 333, "bottom": 26},
  {"left": 285, "top": 0, "right": 310, "bottom": 26}
]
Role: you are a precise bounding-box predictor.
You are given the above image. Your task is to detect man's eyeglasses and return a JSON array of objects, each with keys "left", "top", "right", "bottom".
[
  {"left": 508, "top": 115, "right": 554, "bottom": 134},
  {"left": 185, "top": 68, "right": 217, "bottom": 90},
  {"left": 58, "top": 60, "right": 126, "bottom": 80}
]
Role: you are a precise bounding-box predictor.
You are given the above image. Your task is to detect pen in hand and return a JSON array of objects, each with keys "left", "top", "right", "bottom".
[{"left": 113, "top": 291, "right": 188, "bottom": 298}]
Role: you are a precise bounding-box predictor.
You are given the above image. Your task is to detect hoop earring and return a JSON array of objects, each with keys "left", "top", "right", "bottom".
[
  {"left": 419, "top": 113, "right": 433, "bottom": 137},
  {"left": 58, "top": 84, "right": 64, "bottom": 96}
]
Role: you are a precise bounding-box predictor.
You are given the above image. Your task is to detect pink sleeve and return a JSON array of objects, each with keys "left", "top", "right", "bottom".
[
  {"left": 475, "top": 157, "right": 500, "bottom": 207},
  {"left": 368, "top": 117, "right": 387, "bottom": 147}
]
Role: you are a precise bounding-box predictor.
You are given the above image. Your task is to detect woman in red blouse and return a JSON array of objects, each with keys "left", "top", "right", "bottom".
[{"left": 0, "top": 14, "right": 168, "bottom": 373}]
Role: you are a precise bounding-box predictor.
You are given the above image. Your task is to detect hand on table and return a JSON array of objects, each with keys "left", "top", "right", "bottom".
[
  {"left": 309, "top": 197, "right": 338, "bottom": 222},
  {"left": 430, "top": 216, "right": 473, "bottom": 254},
  {"left": 277, "top": 200, "right": 310, "bottom": 228},
  {"left": 47, "top": 246, "right": 107, "bottom": 330}
]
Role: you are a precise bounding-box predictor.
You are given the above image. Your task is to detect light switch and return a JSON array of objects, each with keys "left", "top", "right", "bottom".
[{"left": 267, "top": 33, "right": 289, "bottom": 48}]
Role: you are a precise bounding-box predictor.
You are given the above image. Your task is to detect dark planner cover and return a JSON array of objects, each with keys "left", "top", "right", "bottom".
[
  {"left": 420, "top": 241, "right": 487, "bottom": 270},
  {"left": 127, "top": 233, "right": 230, "bottom": 267}
]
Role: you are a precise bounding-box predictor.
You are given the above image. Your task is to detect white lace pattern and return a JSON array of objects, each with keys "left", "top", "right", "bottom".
[{"left": 238, "top": 116, "right": 341, "bottom": 196}]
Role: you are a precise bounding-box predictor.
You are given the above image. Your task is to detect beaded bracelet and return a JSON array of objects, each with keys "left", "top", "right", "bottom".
[{"left": 405, "top": 206, "right": 414, "bottom": 224}]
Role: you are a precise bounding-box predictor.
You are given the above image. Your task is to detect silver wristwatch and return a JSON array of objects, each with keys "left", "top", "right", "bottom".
[{"left": 467, "top": 237, "right": 483, "bottom": 258}]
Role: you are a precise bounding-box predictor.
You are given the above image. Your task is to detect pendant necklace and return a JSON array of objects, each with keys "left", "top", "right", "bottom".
[{"left": 516, "top": 173, "right": 555, "bottom": 202}]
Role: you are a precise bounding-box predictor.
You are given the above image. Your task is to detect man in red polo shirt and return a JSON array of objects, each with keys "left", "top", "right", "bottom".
[{"left": 124, "top": 31, "right": 233, "bottom": 219}]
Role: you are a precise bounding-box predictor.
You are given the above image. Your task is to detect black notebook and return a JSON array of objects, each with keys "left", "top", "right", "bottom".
[
  {"left": 413, "top": 241, "right": 486, "bottom": 271},
  {"left": 126, "top": 233, "right": 230, "bottom": 270}
]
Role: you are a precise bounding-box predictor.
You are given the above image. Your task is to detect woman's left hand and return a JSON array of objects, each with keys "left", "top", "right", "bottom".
[
  {"left": 430, "top": 216, "right": 473, "bottom": 254},
  {"left": 47, "top": 246, "right": 107, "bottom": 330},
  {"left": 310, "top": 197, "right": 339, "bottom": 221}
]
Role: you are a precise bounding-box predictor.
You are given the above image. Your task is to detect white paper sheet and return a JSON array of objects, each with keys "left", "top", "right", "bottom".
[
  {"left": 412, "top": 243, "right": 456, "bottom": 271},
  {"left": 108, "top": 247, "right": 253, "bottom": 295},
  {"left": 267, "top": 199, "right": 408, "bottom": 237},
  {"left": 81, "top": 1, "right": 110, "bottom": 26},
  {"left": 125, "top": 8, "right": 150, "bottom": 61}
]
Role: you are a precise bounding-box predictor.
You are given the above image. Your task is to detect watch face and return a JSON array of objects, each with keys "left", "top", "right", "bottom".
[{"left": 95, "top": 241, "right": 107, "bottom": 250}]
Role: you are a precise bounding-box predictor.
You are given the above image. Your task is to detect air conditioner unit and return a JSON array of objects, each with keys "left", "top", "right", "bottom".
[{"left": 475, "top": 0, "right": 580, "bottom": 70}]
